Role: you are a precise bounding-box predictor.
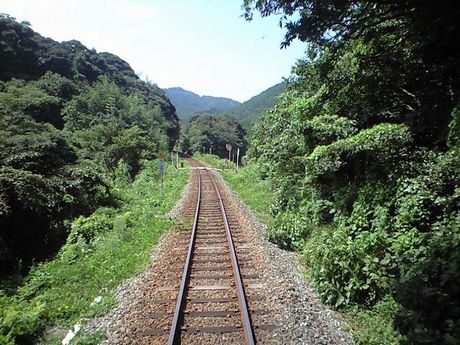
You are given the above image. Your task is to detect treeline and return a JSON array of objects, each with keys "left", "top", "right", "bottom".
[
  {"left": 0, "top": 15, "right": 179, "bottom": 277},
  {"left": 244, "top": 1, "right": 460, "bottom": 344},
  {"left": 180, "top": 113, "right": 248, "bottom": 158}
]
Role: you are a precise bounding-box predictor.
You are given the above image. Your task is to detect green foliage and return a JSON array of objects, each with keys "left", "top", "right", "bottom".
[
  {"left": 221, "top": 160, "right": 274, "bottom": 223},
  {"left": 0, "top": 164, "right": 108, "bottom": 274},
  {"left": 0, "top": 15, "right": 180, "bottom": 277},
  {"left": 68, "top": 213, "right": 113, "bottom": 244},
  {"left": 447, "top": 105, "right": 460, "bottom": 150},
  {"left": 347, "top": 296, "right": 403, "bottom": 345},
  {"left": 304, "top": 114, "right": 358, "bottom": 150},
  {"left": 0, "top": 121, "right": 77, "bottom": 175},
  {"left": 246, "top": 1, "right": 460, "bottom": 344},
  {"left": 0, "top": 162, "right": 188, "bottom": 343},
  {"left": 305, "top": 123, "right": 412, "bottom": 180},
  {"left": 181, "top": 114, "right": 248, "bottom": 158},
  {"left": 268, "top": 210, "right": 310, "bottom": 250},
  {"left": 304, "top": 225, "right": 394, "bottom": 308},
  {"left": 0, "top": 79, "right": 61, "bottom": 126},
  {"left": 62, "top": 77, "right": 125, "bottom": 131}
]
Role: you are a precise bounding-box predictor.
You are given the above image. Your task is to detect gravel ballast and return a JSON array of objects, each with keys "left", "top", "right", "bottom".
[{"left": 84, "top": 165, "right": 354, "bottom": 344}]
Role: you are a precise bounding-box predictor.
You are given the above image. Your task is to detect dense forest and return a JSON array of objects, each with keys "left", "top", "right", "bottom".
[
  {"left": 0, "top": 14, "right": 179, "bottom": 277},
  {"left": 244, "top": 0, "right": 460, "bottom": 344},
  {"left": 180, "top": 113, "right": 248, "bottom": 158}
]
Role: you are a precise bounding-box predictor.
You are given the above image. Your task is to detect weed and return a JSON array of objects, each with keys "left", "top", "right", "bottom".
[{"left": 0, "top": 160, "right": 189, "bottom": 343}]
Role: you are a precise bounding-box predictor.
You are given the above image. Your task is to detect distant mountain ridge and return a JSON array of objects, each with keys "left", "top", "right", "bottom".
[
  {"left": 164, "top": 87, "right": 240, "bottom": 122},
  {"left": 165, "top": 83, "right": 285, "bottom": 128},
  {"left": 223, "top": 82, "right": 285, "bottom": 129}
]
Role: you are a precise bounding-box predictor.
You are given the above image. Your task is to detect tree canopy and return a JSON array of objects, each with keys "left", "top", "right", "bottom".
[
  {"left": 0, "top": 14, "right": 179, "bottom": 276},
  {"left": 180, "top": 114, "right": 248, "bottom": 158},
  {"left": 246, "top": 1, "right": 460, "bottom": 344}
]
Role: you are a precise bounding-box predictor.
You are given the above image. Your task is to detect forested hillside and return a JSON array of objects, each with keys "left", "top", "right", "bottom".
[
  {"left": 223, "top": 82, "right": 284, "bottom": 129},
  {"left": 180, "top": 113, "right": 248, "bottom": 158},
  {"left": 164, "top": 87, "right": 240, "bottom": 122},
  {"left": 244, "top": 1, "right": 460, "bottom": 344},
  {"left": 0, "top": 14, "right": 179, "bottom": 277}
]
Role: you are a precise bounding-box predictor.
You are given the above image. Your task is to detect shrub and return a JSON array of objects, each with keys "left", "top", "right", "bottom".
[
  {"left": 268, "top": 210, "right": 311, "bottom": 250},
  {"left": 68, "top": 213, "right": 113, "bottom": 244},
  {"left": 305, "top": 123, "right": 412, "bottom": 181},
  {"left": 347, "top": 296, "right": 403, "bottom": 345},
  {"left": 304, "top": 225, "right": 394, "bottom": 307}
]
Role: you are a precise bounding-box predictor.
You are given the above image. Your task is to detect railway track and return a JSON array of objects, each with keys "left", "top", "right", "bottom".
[{"left": 142, "top": 159, "right": 274, "bottom": 344}]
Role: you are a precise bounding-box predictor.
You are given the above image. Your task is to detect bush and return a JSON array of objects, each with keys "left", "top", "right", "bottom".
[
  {"left": 0, "top": 161, "right": 188, "bottom": 344},
  {"left": 268, "top": 210, "right": 311, "bottom": 250},
  {"left": 68, "top": 213, "right": 113, "bottom": 244},
  {"left": 304, "top": 114, "right": 358, "bottom": 150},
  {"left": 347, "top": 296, "right": 403, "bottom": 345},
  {"left": 305, "top": 123, "right": 412, "bottom": 181},
  {"left": 304, "top": 225, "right": 394, "bottom": 308}
]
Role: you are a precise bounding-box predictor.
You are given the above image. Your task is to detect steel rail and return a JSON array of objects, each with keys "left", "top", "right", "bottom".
[
  {"left": 167, "top": 168, "right": 202, "bottom": 345},
  {"left": 206, "top": 169, "right": 256, "bottom": 345},
  {"left": 167, "top": 163, "right": 255, "bottom": 344}
]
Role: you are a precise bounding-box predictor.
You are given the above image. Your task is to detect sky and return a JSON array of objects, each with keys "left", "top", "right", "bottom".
[{"left": 0, "top": 0, "right": 305, "bottom": 102}]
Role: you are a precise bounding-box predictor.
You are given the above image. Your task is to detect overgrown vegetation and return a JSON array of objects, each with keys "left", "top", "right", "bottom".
[
  {"left": 0, "top": 14, "right": 179, "bottom": 277},
  {"left": 244, "top": 1, "right": 460, "bottom": 344},
  {"left": 180, "top": 114, "right": 248, "bottom": 158},
  {"left": 0, "top": 162, "right": 188, "bottom": 344},
  {"left": 0, "top": 14, "right": 188, "bottom": 343}
]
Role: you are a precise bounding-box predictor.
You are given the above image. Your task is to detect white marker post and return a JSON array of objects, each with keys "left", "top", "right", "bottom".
[
  {"left": 159, "top": 158, "right": 164, "bottom": 195},
  {"left": 225, "top": 143, "right": 232, "bottom": 169},
  {"left": 236, "top": 148, "right": 240, "bottom": 172},
  {"left": 158, "top": 150, "right": 167, "bottom": 195}
]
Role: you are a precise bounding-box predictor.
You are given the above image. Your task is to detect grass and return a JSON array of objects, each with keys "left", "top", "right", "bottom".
[
  {"left": 193, "top": 153, "right": 401, "bottom": 345},
  {"left": 194, "top": 153, "right": 273, "bottom": 224},
  {"left": 193, "top": 152, "right": 228, "bottom": 169},
  {"left": 222, "top": 165, "right": 273, "bottom": 224},
  {"left": 0, "top": 159, "right": 189, "bottom": 345},
  {"left": 344, "top": 296, "right": 403, "bottom": 345}
]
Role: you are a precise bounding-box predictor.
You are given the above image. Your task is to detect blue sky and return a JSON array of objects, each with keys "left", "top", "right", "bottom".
[{"left": 0, "top": 0, "right": 305, "bottom": 101}]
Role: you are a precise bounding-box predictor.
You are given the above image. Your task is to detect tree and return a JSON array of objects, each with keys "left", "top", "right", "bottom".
[
  {"left": 245, "top": 1, "right": 460, "bottom": 343},
  {"left": 181, "top": 114, "right": 248, "bottom": 157}
]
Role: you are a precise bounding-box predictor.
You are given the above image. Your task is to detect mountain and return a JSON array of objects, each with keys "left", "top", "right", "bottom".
[
  {"left": 224, "top": 82, "right": 285, "bottom": 129},
  {"left": 0, "top": 14, "right": 179, "bottom": 142},
  {"left": 164, "top": 87, "right": 240, "bottom": 122},
  {"left": 0, "top": 14, "right": 180, "bottom": 276}
]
